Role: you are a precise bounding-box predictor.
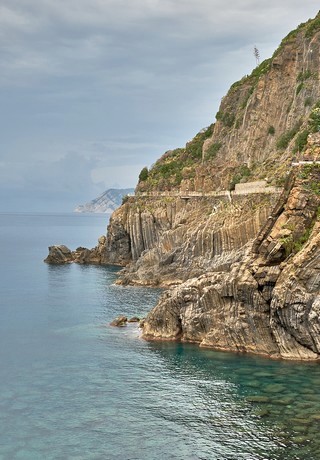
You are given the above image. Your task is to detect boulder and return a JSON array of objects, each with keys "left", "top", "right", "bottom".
[
  {"left": 128, "top": 316, "right": 140, "bottom": 323},
  {"left": 44, "top": 245, "right": 74, "bottom": 264},
  {"left": 110, "top": 316, "right": 128, "bottom": 327}
]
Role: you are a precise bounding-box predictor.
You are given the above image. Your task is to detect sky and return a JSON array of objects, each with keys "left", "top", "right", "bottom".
[{"left": 0, "top": 0, "right": 319, "bottom": 211}]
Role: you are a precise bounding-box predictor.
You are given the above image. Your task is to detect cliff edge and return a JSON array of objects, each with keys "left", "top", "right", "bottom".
[
  {"left": 45, "top": 13, "right": 320, "bottom": 359},
  {"left": 142, "top": 161, "right": 320, "bottom": 360}
]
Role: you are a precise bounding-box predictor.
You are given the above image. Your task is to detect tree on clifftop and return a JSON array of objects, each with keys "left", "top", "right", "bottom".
[
  {"left": 254, "top": 46, "right": 260, "bottom": 66},
  {"left": 138, "top": 167, "right": 149, "bottom": 182}
]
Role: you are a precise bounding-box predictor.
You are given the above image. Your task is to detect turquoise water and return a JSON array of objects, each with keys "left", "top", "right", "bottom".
[{"left": 1, "top": 213, "right": 320, "bottom": 459}]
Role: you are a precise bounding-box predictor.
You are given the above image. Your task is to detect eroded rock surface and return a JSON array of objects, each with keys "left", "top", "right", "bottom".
[
  {"left": 143, "top": 171, "right": 320, "bottom": 360},
  {"left": 45, "top": 14, "right": 320, "bottom": 360},
  {"left": 44, "top": 245, "right": 74, "bottom": 264},
  {"left": 44, "top": 236, "right": 109, "bottom": 265}
]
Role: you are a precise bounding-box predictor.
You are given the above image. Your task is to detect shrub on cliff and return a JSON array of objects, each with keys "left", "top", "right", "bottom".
[
  {"left": 293, "top": 130, "right": 309, "bottom": 153},
  {"left": 229, "top": 164, "right": 251, "bottom": 190},
  {"left": 138, "top": 167, "right": 149, "bottom": 182},
  {"left": 276, "top": 122, "right": 301, "bottom": 150},
  {"left": 309, "top": 106, "right": 320, "bottom": 132}
]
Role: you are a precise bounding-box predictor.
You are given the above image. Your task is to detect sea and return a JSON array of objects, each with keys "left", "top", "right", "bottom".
[{"left": 1, "top": 212, "right": 320, "bottom": 460}]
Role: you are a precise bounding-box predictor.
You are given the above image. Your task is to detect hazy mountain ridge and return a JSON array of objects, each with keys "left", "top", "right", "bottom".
[{"left": 74, "top": 188, "right": 134, "bottom": 213}]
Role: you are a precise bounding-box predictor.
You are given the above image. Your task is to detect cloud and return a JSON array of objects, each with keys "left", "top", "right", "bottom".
[
  {"left": 0, "top": 1, "right": 318, "bottom": 211},
  {"left": 1, "top": 1, "right": 317, "bottom": 84}
]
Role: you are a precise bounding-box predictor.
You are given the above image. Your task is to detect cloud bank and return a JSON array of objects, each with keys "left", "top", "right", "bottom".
[{"left": 0, "top": 1, "right": 318, "bottom": 211}]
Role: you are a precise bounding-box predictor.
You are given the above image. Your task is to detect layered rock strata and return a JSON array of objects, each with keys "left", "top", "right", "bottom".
[
  {"left": 45, "top": 14, "right": 320, "bottom": 359},
  {"left": 45, "top": 236, "right": 108, "bottom": 265},
  {"left": 142, "top": 167, "right": 320, "bottom": 360}
]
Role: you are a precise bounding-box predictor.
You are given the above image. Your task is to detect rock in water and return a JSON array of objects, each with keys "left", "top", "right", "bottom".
[
  {"left": 44, "top": 245, "right": 73, "bottom": 264},
  {"left": 110, "top": 316, "right": 128, "bottom": 327},
  {"left": 128, "top": 317, "right": 140, "bottom": 323}
]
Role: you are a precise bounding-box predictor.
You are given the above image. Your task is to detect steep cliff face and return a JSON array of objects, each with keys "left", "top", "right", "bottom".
[
  {"left": 101, "top": 14, "right": 320, "bottom": 285},
  {"left": 112, "top": 192, "right": 277, "bottom": 286},
  {"left": 45, "top": 13, "right": 320, "bottom": 359},
  {"left": 105, "top": 15, "right": 320, "bottom": 359},
  {"left": 135, "top": 13, "right": 320, "bottom": 194},
  {"left": 142, "top": 163, "right": 320, "bottom": 360}
]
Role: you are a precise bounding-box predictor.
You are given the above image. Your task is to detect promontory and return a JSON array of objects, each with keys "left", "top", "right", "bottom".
[{"left": 46, "top": 13, "right": 320, "bottom": 360}]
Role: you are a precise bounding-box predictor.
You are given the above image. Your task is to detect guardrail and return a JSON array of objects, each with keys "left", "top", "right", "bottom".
[{"left": 131, "top": 186, "right": 282, "bottom": 199}]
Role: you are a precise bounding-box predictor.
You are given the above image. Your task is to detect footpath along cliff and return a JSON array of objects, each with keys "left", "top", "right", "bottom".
[{"left": 46, "top": 13, "right": 320, "bottom": 359}]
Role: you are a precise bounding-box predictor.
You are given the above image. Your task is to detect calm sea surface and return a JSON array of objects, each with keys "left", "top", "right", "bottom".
[{"left": 1, "top": 213, "right": 320, "bottom": 460}]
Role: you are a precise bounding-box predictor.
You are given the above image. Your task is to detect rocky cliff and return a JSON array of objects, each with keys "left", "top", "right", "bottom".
[
  {"left": 142, "top": 162, "right": 320, "bottom": 360},
  {"left": 45, "top": 13, "right": 320, "bottom": 359}
]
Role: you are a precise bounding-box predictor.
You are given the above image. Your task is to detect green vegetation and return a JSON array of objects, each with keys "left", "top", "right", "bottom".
[
  {"left": 138, "top": 167, "right": 149, "bottom": 182},
  {"left": 296, "top": 70, "right": 314, "bottom": 96},
  {"left": 288, "top": 101, "right": 320, "bottom": 154},
  {"left": 294, "top": 227, "right": 313, "bottom": 251},
  {"left": 298, "top": 164, "right": 320, "bottom": 195},
  {"left": 276, "top": 25, "right": 303, "bottom": 49},
  {"left": 280, "top": 234, "right": 295, "bottom": 257},
  {"left": 234, "top": 118, "right": 242, "bottom": 129},
  {"left": 305, "top": 96, "right": 313, "bottom": 107},
  {"left": 216, "top": 110, "right": 235, "bottom": 128},
  {"left": 229, "top": 164, "right": 251, "bottom": 190},
  {"left": 228, "top": 12, "right": 320, "bottom": 105},
  {"left": 229, "top": 58, "right": 272, "bottom": 95},
  {"left": 205, "top": 142, "right": 222, "bottom": 159},
  {"left": 296, "top": 82, "right": 304, "bottom": 95},
  {"left": 305, "top": 14, "right": 320, "bottom": 38},
  {"left": 276, "top": 123, "right": 301, "bottom": 150},
  {"left": 297, "top": 69, "right": 312, "bottom": 82},
  {"left": 185, "top": 125, "right": 214, "bottom": 159},
  {"left": 151, "top": 157, "right": 183, "bottom": 183},
  {"left": 137, "top": 13, "right": 320, "bottom": 193},
  {"left": 240, "top": 86, "right": 255, "bottom": 109},
  {"left": 268, "top": 125, "right": 275, "bottom": 136},
  {"left": 280, "top": 229, "right": 312, "bottom": 257},
  {"left": 309, "top": 105, "right": 320, "bottom": 132},
  {"left": 250, "top": 58, "right": 272, "bottom": 79},
  {"left": 270, "top": 12, "right": 320, "bottom": 64},
  {"left": 293, "top": 130, "right": 309, "bottom": 153},
  {"left": 142, "top": 124, "right": 217, "bottom": 189},
  {"left": 122, "top": 194, "right": 130, "bottom": 205},
  {"left": 298, "top": 164, "right": 314, "bottom": 179},
  {"left": 273, "top": 13, "right": 320, "bottom": 58},
  {"left": 307, "top": 181, "right": 320, "bottom": 195}
]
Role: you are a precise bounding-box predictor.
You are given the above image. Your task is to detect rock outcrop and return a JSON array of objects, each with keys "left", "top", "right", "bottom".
[
  {"left": 113, "top": 192, "right": 278, "bottom": 286},
  {"left": 110, "top": 316, "right": 128, "bottom": 327},
  {"left": 142, "top": 165, "right": 320, "bottom": 360},
  {"left": 46, "top": 13, "right": 320, "bottom": 359},
  {"left": 44, "top": 236, "right": 108, "bottom": 265}
]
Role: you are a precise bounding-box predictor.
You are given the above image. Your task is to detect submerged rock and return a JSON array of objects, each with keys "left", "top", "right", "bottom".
[{"left": 247, "top": 396, "right": 270, "bottom": 403}]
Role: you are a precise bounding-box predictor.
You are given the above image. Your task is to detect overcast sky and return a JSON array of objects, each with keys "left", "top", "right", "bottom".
[{"left": 0, "top": 1, "right": 318, "bottom": 211}]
